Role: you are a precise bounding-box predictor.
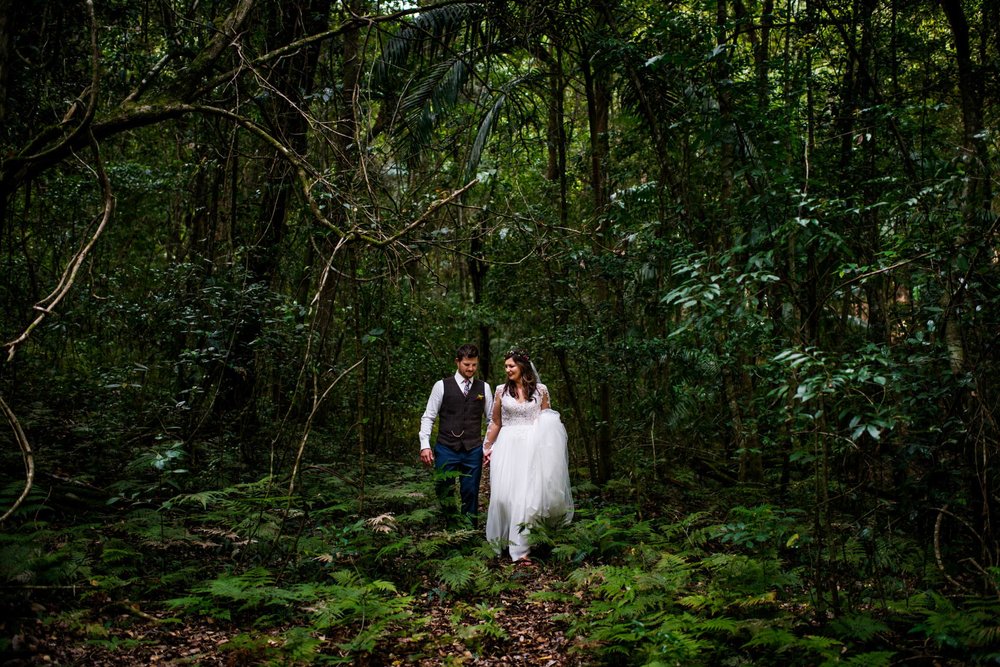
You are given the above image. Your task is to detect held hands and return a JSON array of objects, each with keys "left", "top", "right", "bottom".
[
  {"left": 482, "top": 445, "right": 493, "bottom": 465},
  {"left": 419, "top": 448, "right": 434, "bottom": 467}
]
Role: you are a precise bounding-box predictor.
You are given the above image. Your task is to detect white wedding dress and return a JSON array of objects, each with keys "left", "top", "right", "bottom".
[{"left": 486, "top": 383, "right": 574, "bottom": 561}]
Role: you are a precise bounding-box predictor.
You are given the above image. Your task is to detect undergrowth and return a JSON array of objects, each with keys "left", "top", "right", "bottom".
[{"left": 2, "top": 463, "right": 999, "bottom": 665}]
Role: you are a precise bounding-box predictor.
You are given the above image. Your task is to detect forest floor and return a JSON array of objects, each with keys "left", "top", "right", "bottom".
[
  {"left": 5, "top": 558, "right": 586, "bottom": 666},
  {"left": 2, "top": 463, "right": 602, "bottom": 666}
]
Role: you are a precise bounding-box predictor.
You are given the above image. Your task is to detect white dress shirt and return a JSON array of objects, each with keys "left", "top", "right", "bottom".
[{"left": 419, "top": 373, "right": 494, "bottom": 450}]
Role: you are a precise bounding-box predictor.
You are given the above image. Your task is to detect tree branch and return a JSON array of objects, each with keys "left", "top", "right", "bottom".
[
  {"left": 3, "top": 134, "right": 115, "bottom": 361},
  {"left": 0, "top": 395, "right": 33, "bottom": 524},
  {"left": 9, "top": 0, "right": 100, "bottom": 167}
]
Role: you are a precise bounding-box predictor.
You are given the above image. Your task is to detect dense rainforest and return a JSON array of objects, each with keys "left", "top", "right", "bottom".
[{"left": 1, "top": 0, "right": 998, "bottom": 664}]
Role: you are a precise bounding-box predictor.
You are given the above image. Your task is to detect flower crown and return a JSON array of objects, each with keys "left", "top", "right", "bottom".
[{"left": 507, "top": 349, "right": 530, "bottom": 362}]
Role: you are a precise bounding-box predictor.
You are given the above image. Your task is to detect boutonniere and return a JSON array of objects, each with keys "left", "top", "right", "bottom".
[{"left": 476, "top": 394, "right": 484, "bottom": 401}]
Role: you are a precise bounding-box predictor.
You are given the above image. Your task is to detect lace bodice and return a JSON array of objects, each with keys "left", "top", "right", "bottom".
[{"left": 497, "top": 383, "right": 548, "bottom": 426}]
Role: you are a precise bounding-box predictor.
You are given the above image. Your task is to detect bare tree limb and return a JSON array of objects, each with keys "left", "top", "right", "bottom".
[
  {"left": 934, "top": 505, "right": 976, "bottom": 593},
  {"left": 3, "top": 135, "right": 115, "bottom": 361},
  {"left": 358, "top": 178, "right": 479, "bottom": 246},
  {"left": 287, "top": 358, "right": 366, "bottom": 500},
  {"left": 0, "top": 394, "right": 33, "bottom": 524},
  {"left": 167, "top": 0, "right": 258, "bottom": 102}
]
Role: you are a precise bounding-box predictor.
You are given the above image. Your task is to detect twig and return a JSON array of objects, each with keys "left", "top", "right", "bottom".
[
  {"left": 360, "top": 178, "right": 480, "bottom": 247},
  {"left": 105, "top": 601, "right": 166, "bottom": 624},
  {"left": 830, "top": 252, "right": 933, "bottom": 294}
]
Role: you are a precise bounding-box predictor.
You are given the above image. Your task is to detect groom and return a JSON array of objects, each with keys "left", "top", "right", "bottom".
[{"left": 419, "top": 344, "right": 494, "bottom": 526}]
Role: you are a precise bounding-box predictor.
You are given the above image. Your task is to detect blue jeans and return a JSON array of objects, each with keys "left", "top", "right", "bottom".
[{"left": 434, "top": 443, "right": 483, "bottom": 522}]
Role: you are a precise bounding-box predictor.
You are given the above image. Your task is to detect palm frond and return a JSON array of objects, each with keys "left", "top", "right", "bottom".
[
  {"left": 463, "top": 91, "right": 505, "bottom": 181},
  {"left": 399, "top": 55, "right": 472, "bottom": 116},
  {"left": 463, "top": 72, "right": 543, "bottom": 181},
  {"left": 376, "top": 3, "right": 485, "bottom": 88}
]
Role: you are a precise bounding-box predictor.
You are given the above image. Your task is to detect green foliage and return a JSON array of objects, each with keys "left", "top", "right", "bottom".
[
  {"left": 437, "top": 554, "right": 483, "bottom": 594},
  {"left": 710, "top": 505, "right": 804, "bottom": 555},
  {"left": 542, "top": 509, "right": 638, "bottom": 563},
  {"left": 306, "top": 571, "right": 414, "bottom": 654},
  {"left": 168, "top": 566, "right": 414, "bottom": 655},
  {"left": 2, "top": 0, "right": 998, "bottom": 664},
  {"left": 449, "top": 602, "right": 509, "bottom": 654},
  {"left": 907, "top": 592, "right": 1000, "bottom": 661}
]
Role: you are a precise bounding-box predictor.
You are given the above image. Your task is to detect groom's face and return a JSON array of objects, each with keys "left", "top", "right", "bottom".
[{"left": 456, "top": 356, "right": 479, "bottom": 380}]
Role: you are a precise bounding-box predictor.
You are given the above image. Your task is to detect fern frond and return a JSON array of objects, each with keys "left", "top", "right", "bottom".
[
  {"left": 396, "top": 508, "right": 436, "bottom": 525},
  {"left": 731, "top": 591, "right": 778, "bottom": 609},
  {"left": 842, "top": 651, "right": 897, "bottom": 667},
  {"left": 677, "top": 594, "right": 709, "bottom": 611},
  {"left": 654, "top": 551, "right": 692, "bottom": 572},
  {"left": 795, "top": 633, "right": 842, "bottom": 655},
  {"left": 438, "top": 554, "right": 482, "bottom": 593},
  {"left": 743, "top": 627, "right": 797, "bottom": 649},
  {"left": 567, "top": 565, "right": 608, "bottom": 589},
  {"left": 690, "top": 616, "right": 742, "bottom": 636},
  {"left": 162, "top": 489, "right": 227, "bottom": 509},
  {"left": 198, "top": 566, "right": 274, "bottom": 602},
  {"left": 369, "top": 579, "right": 399, "bottom": 593},
  {"left": 365, "top": 513, "right": 398, "bottom": 533},
  {"left": 330, "top": 569, "right": 363, "bottom": 587},
  {"left": 368, "top": 480, "right": 432, "bottom": 505},
  {"left": 829, "top": 613, "right": 891, "bottom": 642},
  {"left": 375, "top": 536, "right": 414, "bottom": 561}
]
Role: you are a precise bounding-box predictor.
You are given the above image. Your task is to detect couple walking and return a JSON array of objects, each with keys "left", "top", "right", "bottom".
[{"left": 419, "top": 344, "right": 574, "bottom": 563}]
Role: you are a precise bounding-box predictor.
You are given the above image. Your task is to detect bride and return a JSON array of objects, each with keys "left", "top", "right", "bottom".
[{"left": 483, "top": 350, "right": 574, "bottom": 564}]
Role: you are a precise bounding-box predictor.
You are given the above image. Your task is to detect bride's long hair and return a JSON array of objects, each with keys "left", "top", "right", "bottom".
[{"left": 503, "top": 350, "right": 538, "bottom": 401}]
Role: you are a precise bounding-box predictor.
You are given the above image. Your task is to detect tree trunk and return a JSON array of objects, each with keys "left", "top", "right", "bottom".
[
  {"left": 219, "top": 0, "right": 331, "bottom": 462},
  {"left": 0, "top": 0, "right": 11, "bottom": 127},
  {"left": 939, "top": 0, "right": 996, "bottom": 585},
  {"left": 581, "top": 30, "right": 614, "bottom": 484},
  {"left": 546, "top": 42, "right": 568, "bottom": 227}
]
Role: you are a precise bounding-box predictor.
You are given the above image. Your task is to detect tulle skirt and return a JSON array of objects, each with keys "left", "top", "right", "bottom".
[{"left": 486, "top": 409, "right": 574, "bottom": 561}]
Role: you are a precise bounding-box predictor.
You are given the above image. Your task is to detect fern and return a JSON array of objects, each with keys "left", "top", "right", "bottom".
[
  {"left": 841, "top": 651, "right": 897, "bottom": 667},
  {"left": 0, "top": 542, "right": 38, "bottom": 582},
  {"left": 198, "top": 567, "right": 287, "bottom": 611},
  {"left": 795, "top": 633, "right": 844, "bottom": 657},
  {"left": 164, "top": 594, "right": 229, "bottom": 619},
  {"left": 438, "top": 555, "right": 477, "bottom": 591},
  {"left": 306, "top": 570, "right": 414, "bottom": 654},
  {"left": 281, "top": 626, "right": 323, "bottom": 663},
  {"left": 742, "top": 626, "right": 798, "bottom": 650},
  {"left": 449, "top": 601, "right": 509, "bottom": 653},
  {"left": 161, "top": 489, "right": 228, "bottom": 510},
  {"left": 547, "top": 510, "right": 635, "bottom": 562},
  {"left": 829, "top": 613, "right": 891, "bottom": 642},
  {"left": 436, "top": 553, "right": 499, "bottom": 597},
  {"left": 413, "top": 526, "right": 479, "bottom": 557},
  {"left": 564, "top": 558, "right": 745, "bottom": 664},
  {"left": 908, "top": 591, "right": 1000, "bottom": 658},
  {"left": 374, "top": 535, "right": 415, "bottom": 561}
]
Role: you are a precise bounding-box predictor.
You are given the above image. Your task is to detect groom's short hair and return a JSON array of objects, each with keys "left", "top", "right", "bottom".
[{"left": 455, "top": 343, "right": 479, "bottom": 361}]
